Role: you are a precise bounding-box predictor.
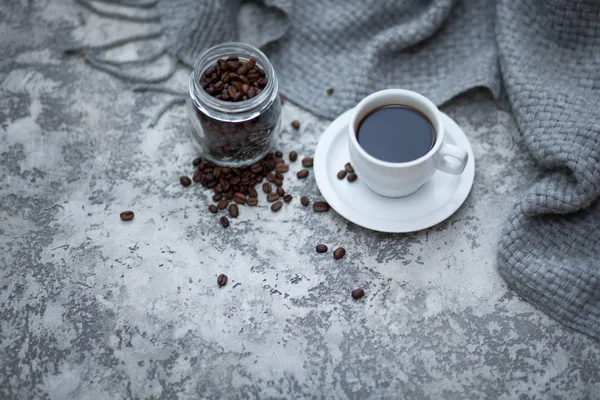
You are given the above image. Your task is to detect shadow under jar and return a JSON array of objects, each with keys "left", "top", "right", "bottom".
[{"left": 187, "top": 42, "right": 281, "bottom": 167}]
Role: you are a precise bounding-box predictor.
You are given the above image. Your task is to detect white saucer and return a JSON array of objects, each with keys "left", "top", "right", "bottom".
[{"left": 314, "top": 108, "right": 475, "bottom": 233}]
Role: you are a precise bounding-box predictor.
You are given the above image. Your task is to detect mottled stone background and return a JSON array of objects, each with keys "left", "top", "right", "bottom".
[{"left": 1, "top": 1, "right": 599, "bottom": 399}]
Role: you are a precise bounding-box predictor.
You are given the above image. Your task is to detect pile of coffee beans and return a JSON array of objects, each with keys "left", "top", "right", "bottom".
[
  {"left": 180, "top": 151, "right": 331, "bottom": 227},
  {"left": 201, "top": 57, "right": 268, "bottom": 102},
  {"left": 337, "top": 162, "right": 357, "bottom": 182}
]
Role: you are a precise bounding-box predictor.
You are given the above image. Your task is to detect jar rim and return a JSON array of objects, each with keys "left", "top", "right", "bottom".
[{"left": 189, "top": 42, "right": 277, "bottom": 120}]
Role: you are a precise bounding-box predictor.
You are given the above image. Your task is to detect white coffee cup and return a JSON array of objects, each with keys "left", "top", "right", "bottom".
[{"left": 348, "top": 89, "right": 468, "bottom": 198}]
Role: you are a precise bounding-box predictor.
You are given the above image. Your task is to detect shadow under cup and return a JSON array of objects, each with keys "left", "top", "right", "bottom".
[{"left": 348, "top": 89, "right": 447, "bottom": 198}]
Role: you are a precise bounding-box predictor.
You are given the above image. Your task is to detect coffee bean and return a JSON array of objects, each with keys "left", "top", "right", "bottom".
[
  {"left": 301, "top": 196, "right": 310, "bottom": 207},
  {"left": 316, "top": 244, "right": 328, "bottom": 253},
  {"left": 192, "top": 156, "right": 202, "bottom": 166},
  {"left": 218, "top": 199, "right": 229, "bottom": 210},
  {"left": 212, "top": 193, "right": 222, "bottom": 202},
  {"left": 289, "top": 151, "right": 298, "bottom": 162},
  {"left": 205, "top": 66, "right": 216, "bottom": 76},
  {"left": 262, "top": 182, "right": 273, "bottom": 193},
  {"left": 277, "top": 186, "right": 285, "bottom": 196},
  {"left": 326, "top": 88, "right": 334, "bottom": 95},
  {"left": 351, "top": 288, "right": 364, "bottom": 299},
  {"left": 296, "top": 169, "right": 308, "bottom": 179},
  {"left": 180, "top": 176, "right": 192, "bottom": 187},
  {"left": 208, "top": 204, "right": 218, "bottom": 214},
  {"left": 245, "top": 58, "right": 256, "bottom": 70},
  {"left": 233, "top": 192, "right": 246, "bottom": 204},
  {"left": 248, "top": 186, "right": 258, "bottom": 198},
  {"left": 275, "top": 150, "right": 283, "bottom": 158},
  {"left": 345, "top": 162, "right": 354, "bottom": 173},
  {"left": 217, "top": 274, "right": 228, "bottom": 287},
  {"left": 267, "top": 193, "right": 279, "bottom": 202},
  {"left": 302, "top": 157, "right": 313, "bottom": 168},
  {"left": 120, "top": 210, "right": 134, "bottom": 221},
  {"left": 283, "top": 194, "right": 292, "bottom": 203},
  {"left": 220, "top": 216, "right": 229, "bottom": 228},
  {"left": 275, "top": 171, "right": 284, "bottom": 180},
  {"left": 337, "top": 170, "right": 347, "bottom": 180},
  {"left": 275, "top": 164, "right": 289, "bottom": 173},
  {"left": 228, "top": 204, "right": 239, "bottom": 218},
  {"left": 227, "top": 86, "right": 237, "bottom": 99},
  {"left": 291, "top": 120, "right": 300, "bottom": 130},
  {"left": 271, "top": 201, "right": 283, "bottom": 212},
  {"left": 193, "top": 170, "right": 202, "bottom": 182},
  {"left": 333, "top": 247, "right": 346, "bottom": 260},
  {"left": 313, "top": 201, "right": 330, "bottom": 212},
  {"left": 274, "top": 178, "right": 283, "bottom": 187},
  {"left": 266, "top": 173, "right": 275, "bottom": 183},
  {"left": 347, "top": 173, "right": 358, "bottom": 182},
  {"left": 251, "top": 162, "right": 263, "bottom": 173}
]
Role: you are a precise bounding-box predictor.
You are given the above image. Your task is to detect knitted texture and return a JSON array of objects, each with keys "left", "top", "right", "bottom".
[{"left": 75, "top": 0, "right": 600, "bottom": 338}]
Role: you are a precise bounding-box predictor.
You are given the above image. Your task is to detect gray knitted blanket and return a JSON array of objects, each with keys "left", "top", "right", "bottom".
[{"left": 74, "top": 0, "right": 600, "bottom": 339}]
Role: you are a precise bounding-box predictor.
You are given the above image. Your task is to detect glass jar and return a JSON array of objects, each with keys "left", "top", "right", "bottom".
[{"left": 186, "top": 42, "right": 281, "bottom": 167}]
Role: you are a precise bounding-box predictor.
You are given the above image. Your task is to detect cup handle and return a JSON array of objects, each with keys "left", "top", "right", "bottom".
[{"left": 437, "top": 143, "right": 468, "bottom": 174}]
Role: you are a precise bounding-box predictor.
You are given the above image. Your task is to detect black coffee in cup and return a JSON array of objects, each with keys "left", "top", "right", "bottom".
[{"left": 357, "top": 105, "right": 435, "bottom": 163}]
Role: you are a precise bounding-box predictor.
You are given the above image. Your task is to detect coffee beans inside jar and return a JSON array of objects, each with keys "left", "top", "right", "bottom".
[{"left": 188, "top": 43, "right": 282, "bottom": 166}]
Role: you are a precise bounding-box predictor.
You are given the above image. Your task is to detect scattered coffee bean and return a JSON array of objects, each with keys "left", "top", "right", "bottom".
[
  {"left": 212, "top": 193, "right": 222, "bottom": 202},
  {"left": 345, "top": 162, "right": 354, "bottom": 173},
  {"left": 297, "top": 169, "right": 309, "bottom": 179},
  {"left": 302, "top": 157, "right": 313, "bottom": 168},
  {"left": 229, "top": 204, "right": 239, "bottom": 218},
  {"left": 120, "top": 210, "right": 134, "bottom": 221},
  {"left": 337, "top": 170, "right": 347, "bottom": 180},
  {"left": 262, "top": 182, "right": 273, "bottom": 193},
  {"left": 220, "top": 216, "right": 229, "bottom": 228},
  {"left": 192, "top": 156, "right": 202, "bottom": 166},
  {"left": 267, "top": 193, "right": 279, "bottom": 202},
  {"left": 193, "top": 170, "right": 202, "bottom": 182},
  {"left": 275, "top": 150, "right": 283, "bottom": 158},
  {"left": 351, "top": 288, "right": 365, "bottom": 299},
  {"left": 316, "top": 244, "right": 328, "bottom": 253},
  {"left": 271, "top": 201, "right": 283, "bottom": 212},
  {"left": 283, "top": 194, "right": 293, "bottom": 203},
  {"left": 180, "top": 176, "right": 192, "bottom": 187},
  {"left": 333, "top": 247, "right": 346, "bottom": 260},
  {"left": 248, "top": 186, "right": 258, "bottom": 198},
  {"left": 291, "top": 120, "right": 300, "bottom": 130},
  {"left": 233, "top": 192, "right": 246, "bottom": 204},
  {"left": 247, "top": 197, "right": 258, "bottom": 206},
  {"left": 218, "top": 199, "right": 229, "bottom": 210},
  {"left": 289, "top": 151, "right": 298, "bottom": 162},
  {"left": 266, "top": 172, "right": 276, "bottom": 182},
  {"left": 347, "top": 173, "right": 358, "bottom": 182},
  {"left": 208, "top": 205, "right": 218, "bottom": 214},
  {"left": 217, "top": 274, "right": 228, "bottom": 287},
  {"left": 274, "top": 178, "right": 283, "bottom": 187},
  {"left": 313, "top": 201, "right": 330, "bottom": 212},
  {"left": 275, "top": 164, "right": 289, "bottom": 173},
  {"left": 277, "top": 186, "right": 285, "bottom": 196},
  {"left": 301, "top": 196, "right": 310, "bottom": 207},
  {"left": 326, "top": 88, "right": 334, "bottom": 95}
]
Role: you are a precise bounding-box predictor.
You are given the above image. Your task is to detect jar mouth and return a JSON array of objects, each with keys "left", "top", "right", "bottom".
[{"left": 189, "top": 42, "right": 278, "bottom": 121}]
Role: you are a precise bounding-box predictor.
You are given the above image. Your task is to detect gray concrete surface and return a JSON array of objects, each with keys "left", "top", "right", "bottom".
[{"left": 1, "top": 1, "right": 599, "bottom": 399}]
